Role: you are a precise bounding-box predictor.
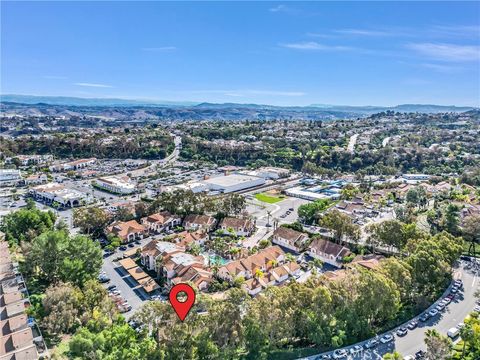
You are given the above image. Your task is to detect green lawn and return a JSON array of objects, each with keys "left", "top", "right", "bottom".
[
  {"left": 463, "top": 241, "right": 480, "bottom": 258},
  {"left": 254, "top": 193, "right": 284, "bottom": 204}
]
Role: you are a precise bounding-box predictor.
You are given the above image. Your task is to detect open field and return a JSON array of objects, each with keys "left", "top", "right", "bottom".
[{"left": 254, "top": 192, "right": 284, "bottom": 204}]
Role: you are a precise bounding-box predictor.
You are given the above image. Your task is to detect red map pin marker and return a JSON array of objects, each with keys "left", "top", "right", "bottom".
[{"left": 168, "top": 283, "right": 196, "bottom": 321}]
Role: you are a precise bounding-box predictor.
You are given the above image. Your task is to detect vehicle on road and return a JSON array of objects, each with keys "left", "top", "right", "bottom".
[
  {"left": 332, "top": 349, "right": 347, "bottom": 359},
  {"left": 396, "top": 327, "right": 408, "bottom": 337},
  {"left": 407, "top": 320, "right": 418, "bottom": 330},
  {"left": 380, "top": 334, "right": 394, "bottom": 344}
]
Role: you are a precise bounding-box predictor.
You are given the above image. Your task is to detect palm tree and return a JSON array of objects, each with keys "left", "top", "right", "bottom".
[
  {"left": 254, "top": 269, "right": 264, "bottom": 279},
  {"left": 267, "top": 259, "right": 278, "bottom": 270},
  {"left": 285, "top": 253, "right": 296, "bottom": 263}
]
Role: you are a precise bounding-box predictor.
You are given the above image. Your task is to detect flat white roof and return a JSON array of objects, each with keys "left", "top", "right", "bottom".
[
  {"left": 203, "top": 174, "right": 262, "bottom": 187},
  {"left": 97, "top": 176, "right": 136, "bottom": 190}
]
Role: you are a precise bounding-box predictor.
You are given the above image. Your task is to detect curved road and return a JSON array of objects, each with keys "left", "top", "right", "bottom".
[{"left": 301, "top": 258, "right": 479, "bottom": 359}]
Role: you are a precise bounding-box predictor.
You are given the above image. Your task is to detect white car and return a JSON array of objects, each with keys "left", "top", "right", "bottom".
[
  {"left": 332, "top": 349, "right": 348, "bottom": 359},
  {"left": 380, "top": 334, "right": 394, "bottom": 344},
  {"left": 428, "top": 309, "right": 439, "bottom": 317},
  {"left": 349, "top": 345, "right": 363, "bottom": 355}
]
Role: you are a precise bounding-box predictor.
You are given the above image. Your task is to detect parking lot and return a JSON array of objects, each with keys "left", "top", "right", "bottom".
[{"left": 100, "top": 236, "right": 161, "bottom": 317}]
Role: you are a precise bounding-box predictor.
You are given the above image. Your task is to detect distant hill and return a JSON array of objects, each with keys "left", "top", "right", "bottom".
[
  {"left": 310, "top": 103, "right": 476, "bottom": 114},
  {"left": 0, "top": 94, "right": 198, "bottom": 107},
  {"left": 1, "top": 94, "right": 477, "bottom": 121}
]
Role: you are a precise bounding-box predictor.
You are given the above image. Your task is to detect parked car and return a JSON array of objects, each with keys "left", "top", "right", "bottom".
[
  {"left": 443, "top": 297, "right": 452, "bottom": 305},
  {"left": 436, "top": 303, "right": 446, "bottom": 311},
  {"left": 380, "top": 334, "right": 394, "bottom": 344},
  {"left": 332, "top": 349, "right": 348, "bottom": 359},
  {"left": 415, "top": 350, "right": 426, "bottom": 359},
  {"left": 428, "top": 309, "right": 439, "bottom": 317},
  {"left": 103, "top": 250, "right": 114, "bottom": 258},
  {"left": 107, "top": 285, "right": 117, "bottom": 291},
  {"left": 119, "top": 245, "right": 128, "bottom": 251},
  {"left": 396, "top": 327, "right": 408, "bottom": 337},
  {"left": 419, "top": 313, "right": 430, "bottom": 322},
  {"left": 364, "top": 339, "right": 378, "bottom": 349},
  {"left": 447, "top": 327, "right": 460, "bottom": 339},
  {"left": 135, "top": 240, "right": 141, "bottom": 245},
  {"left": 128, "top": 242, "right": 135, "bottom": 248},
  {"left": 451, "top": 286, "right": 459, "bottom": 294},
  {"left": 98, "top": 275, "right": 110, "bottom": 283},
  {"left": 320, "top": 356, "right": 331, "bottom": 360},
  {"left": 407, "top": 320, "right": 418, "bottom": 330},
  {"left": 349, "top": 345, "right": 363, "bottom": 355}
]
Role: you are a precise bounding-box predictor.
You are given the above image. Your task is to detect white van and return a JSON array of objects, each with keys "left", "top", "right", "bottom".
[{"left": 447, "top": 327, "right": 460, "bottom": 339}]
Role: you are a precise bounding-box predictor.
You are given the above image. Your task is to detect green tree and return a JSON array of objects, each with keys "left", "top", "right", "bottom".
[
  {"left": 320, "top": 210, "right": 360, "bottom": 243},
  {"left": 24, "top": 230, "right": 102, "bottom": 287},
  {"left": 424, "top": 329, "right": 452, "bottom": 360},
  {"left": 1, "top": 204, "right": 56, "bottom": 243},
  {"left": 73, "top": 207, "right": 110, "bottom": 237}
]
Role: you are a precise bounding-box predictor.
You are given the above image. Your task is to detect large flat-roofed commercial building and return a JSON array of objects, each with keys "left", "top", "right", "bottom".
[
  {"left": 202, "top": 174, "right": 265, "bottom": 193},
  {"left": 94, "top": 176, "right": 136, "bottom": 194},
  {"left": 29, "top": 183, "right": 88, "bottom": 208}
]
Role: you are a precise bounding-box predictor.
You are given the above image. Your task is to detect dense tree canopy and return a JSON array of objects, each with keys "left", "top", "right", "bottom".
[{"left": 0, "top": 201, "right": 56, "bottom": 243}]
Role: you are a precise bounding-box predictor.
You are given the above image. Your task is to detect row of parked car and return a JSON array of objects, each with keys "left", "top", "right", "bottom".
[
  {"left": 318, "top": 278, "right": 464, "bottom": 360},
  {"left": 107, "top": 284, "right": 132, "bottom": 313}
]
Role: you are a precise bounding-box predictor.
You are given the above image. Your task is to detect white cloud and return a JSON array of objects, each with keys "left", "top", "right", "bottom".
[
  {"left": 406, "top": 43, "right": 480, "bottom": 62},
  {"left": 269, "top": 4, "right": 287, "bottom": 12},
  {"left": 73, "top": 82, "right": 113, "bottom": 88},
  {"left": 420, "top": 63, "right": 460, "bottom": 73},
  {"left": 141, "top": 46, "right": 177, "bottom": 52},
  {"left": 281, "top": 41, "right": 353, "bottom": 51},
  {"left": 333, "top": 28, "right": 391, "bottom": 36}
]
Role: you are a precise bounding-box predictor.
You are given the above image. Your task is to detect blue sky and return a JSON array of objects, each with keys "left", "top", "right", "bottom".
[{"left": 1, "top": 1, "right": 479, "bottom": 106}]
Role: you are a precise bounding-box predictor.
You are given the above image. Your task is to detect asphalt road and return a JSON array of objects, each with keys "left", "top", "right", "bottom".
[{"left": 301, "top": 259, "right": 479, "bottom": 359}]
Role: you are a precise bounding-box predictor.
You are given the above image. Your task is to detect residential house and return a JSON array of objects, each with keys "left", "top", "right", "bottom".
[
  {"left": 106, "top": 220, "right": 145, "bottom": 243},
  {"left": 350, "top": 254, "right": 384, "bottom": 270},
  {"left": 307, "top": 238, "right": 352, "bottom": 268},
  {"left": 218, "top": 246, "right": 285, "bottom": 282},
  {"left": 141, "top": 211, "right": 182, "bottom": 233},
  {"left": 171, "top": 231, "right": 208, "bottom": 248},
  {"left": 242, "top": 261, "right": 300, "bottom": 296},
  {"left": 218, "top": 217, "right": 255, "bottom": 237},
  {"left": 271, "top": 227, "right": 309, "bottom": 253},
  {"left": 171, "top": 266, "right": 213, "bottom": 291},
  {"left": 183, "top": 214, "right": 216, "bottom": 232}
]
